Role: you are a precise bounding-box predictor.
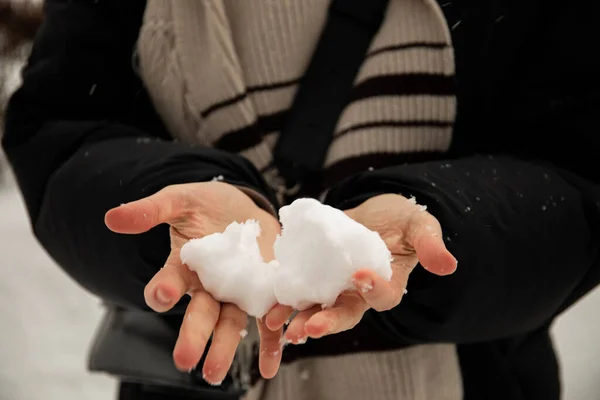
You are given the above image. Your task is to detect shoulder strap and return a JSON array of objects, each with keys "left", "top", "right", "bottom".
[{"left": 272, "top": 0, "right": 389, "bottom": 198}]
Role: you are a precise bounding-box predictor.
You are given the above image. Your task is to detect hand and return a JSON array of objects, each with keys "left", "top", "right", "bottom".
[
  {"left": 265, "top": 194, "right": 457, "bottom": 343},
  {"left": 104, "top": 182, "right": 284, "bottom": 383}
]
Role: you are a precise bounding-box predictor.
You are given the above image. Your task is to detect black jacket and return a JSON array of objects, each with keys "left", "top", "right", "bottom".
[{"left": 3, "top": 1, "right": 600, "bottom": 399}]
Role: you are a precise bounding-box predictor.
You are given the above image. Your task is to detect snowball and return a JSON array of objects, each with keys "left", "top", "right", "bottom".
[
  {"left": 273, "top": 198, "right": 392, "bottom": 310},
  {"left": 180, "top": 220, "right": 278, "bottom": 318},
  {"left": 180, "top": 199, "right": 393, "bottom": 318}
]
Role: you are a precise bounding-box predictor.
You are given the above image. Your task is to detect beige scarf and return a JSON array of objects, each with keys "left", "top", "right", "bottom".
[{"left": 137, "top": 0, "right": 456, "bottom": 179}]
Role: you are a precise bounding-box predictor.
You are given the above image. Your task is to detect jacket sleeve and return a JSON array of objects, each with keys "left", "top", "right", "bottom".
[
  {"left": 325, "top": 153, "right": 600, "bottom": 344},
  {"left": 2, "top": 0, "right": 277, "bottom": 311}
]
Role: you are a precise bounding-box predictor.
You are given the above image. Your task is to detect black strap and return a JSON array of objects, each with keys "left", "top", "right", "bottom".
[{"left": 272, "top": 0, "right": 390, "bottom": 195}]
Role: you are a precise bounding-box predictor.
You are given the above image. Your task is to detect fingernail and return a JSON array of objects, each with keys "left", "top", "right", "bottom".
[
  {"left": 286, "top": 335, "right": 307, "bottom": 345},
  {"left": 295, "top": 337, "right": 307, "bottom": 345},
  {"left": 202, "top": 373, "right": 222, "bottom": 386},
  {"left": 306, "top": 319, "right": 333, "bottom": 337},
  {"left": 155, "top": 287, "right": 170, "bottom": 305}
]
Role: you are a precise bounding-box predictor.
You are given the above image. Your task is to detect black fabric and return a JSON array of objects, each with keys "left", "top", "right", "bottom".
[
  {"left": 2, "top": 1, "right": 600, "bottom": 400},
  {"left": 273, "top": 0, "right": 389, "bottom": 193},
  {"left": 326, "top": 156, "right": 600, "bottom": 343},
  {"left": 457, "top": 326, "right": 561, "bottom": 400}
]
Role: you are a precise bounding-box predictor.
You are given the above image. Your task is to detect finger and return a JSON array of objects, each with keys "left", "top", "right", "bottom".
[
  {"left": 257, "top": 319, "right": 283, "bottom": 379},
  {"left": 284, "top": 305, "right": 321, "bottom": 344},
  {"left": 406, "top": 212, "right": 457, "bottom": 276},
  {"left": 305, "top": 294, "right": 369, "bottom": 339},
  {"left": 265, "top": 304, "right": 295, "bottom": 331},
  {"left": 202, "top": 304, "right": 247, "bottom": 385},
  {"left": 414, "top": 232, "right": 457, "bottom": 276},
  {"left": 144, "top": 250, "right": 197, "bottom": 312},
  {"left": 105, "top": 185, "right": 188, "bottom": 234},
  {"left": 352, "top": 264, "right": 411, "bottom": 312},
  {"left": 173, "top": 290, "right": 220, "bottom": 372}
]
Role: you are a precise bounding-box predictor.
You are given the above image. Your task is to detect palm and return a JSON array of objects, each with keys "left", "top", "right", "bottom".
[
  {"left": 349, "top": 194, "right": 445, "bottom": 291},
  {"left": 165, "top": 183, "right": 280, "bottom": 290}
]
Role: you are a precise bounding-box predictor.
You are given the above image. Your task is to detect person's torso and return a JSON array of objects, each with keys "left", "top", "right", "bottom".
[{"left": 125, "top": 1, "right": 593, "bottom": 398}]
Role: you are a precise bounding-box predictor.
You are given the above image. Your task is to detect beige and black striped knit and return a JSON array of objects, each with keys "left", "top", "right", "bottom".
[
  {"left": 243, "top": 344, "right": 462, "bottom": 400},
  {"left": 138, "top": 0, "right": 456, "bottom": 190},
  {"left": 138, "top": 1, "right": 460, "bottom": 398}
]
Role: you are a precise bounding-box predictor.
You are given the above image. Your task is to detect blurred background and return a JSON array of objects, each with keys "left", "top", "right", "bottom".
[{"left": 0, "top": 1, "right": 599, "bottom": 400}]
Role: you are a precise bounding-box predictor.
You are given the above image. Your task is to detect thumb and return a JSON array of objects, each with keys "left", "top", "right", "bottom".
[
  {"left": 105, "top": 185, "right": 187, "bottom": 234},
  {"left": 413, "top": 233, "right": 457, "bottom": 276},
  {"left": 407, "top": 212, "right": 457, "bottom": 276}
]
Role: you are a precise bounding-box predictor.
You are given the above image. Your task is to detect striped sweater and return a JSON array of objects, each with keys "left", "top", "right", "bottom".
[{"left": 137, "top": 0, "right": 456, "bottom": 200}]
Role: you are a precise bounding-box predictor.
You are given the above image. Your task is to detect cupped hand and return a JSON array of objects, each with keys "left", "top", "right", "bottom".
[
  {"left": 104, "top": 182, "right": 283, "bottom": 383},
  {"left": 265, "top": 194, "right": 457, "bottom": 343}
]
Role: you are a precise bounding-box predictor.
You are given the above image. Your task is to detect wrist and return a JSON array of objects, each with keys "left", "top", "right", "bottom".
[{"left": 231, "top": 184, "right": 278, "bottom": 217}]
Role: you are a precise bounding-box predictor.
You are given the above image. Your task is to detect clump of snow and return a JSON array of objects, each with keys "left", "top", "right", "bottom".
[
  {"left": 273, "top": 199, "right": 392, "bottom": 310},
  {"left": 180, "top": 198, "right": 395, "bottom": 318},
  {"left": 180, "top": 220, "right": 278, "bottom": 318}
]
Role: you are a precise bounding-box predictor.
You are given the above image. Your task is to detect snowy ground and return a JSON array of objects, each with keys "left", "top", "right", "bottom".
[
  {"left": 0, "top": 168, "right": 599, "bottom": 400},
  {"left": 0, "top": 170, "right": 117, "bottom": 400}
]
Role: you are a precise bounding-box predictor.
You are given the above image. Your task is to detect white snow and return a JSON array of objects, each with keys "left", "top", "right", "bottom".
[
  {"left": 273, "top": 198, "right": 392, "bottom": 310},
  {"left": 0, "top": 174, "right": 117, "bottom": 400},
  {"left": 180, "top": 220, "right": 279, "bottom": 318},
  {"left": 360, "top": 283, "right": 374, "bottom": 293},
  {"left": 181, "top": 198, "right": 392, "bottom": 315}
]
